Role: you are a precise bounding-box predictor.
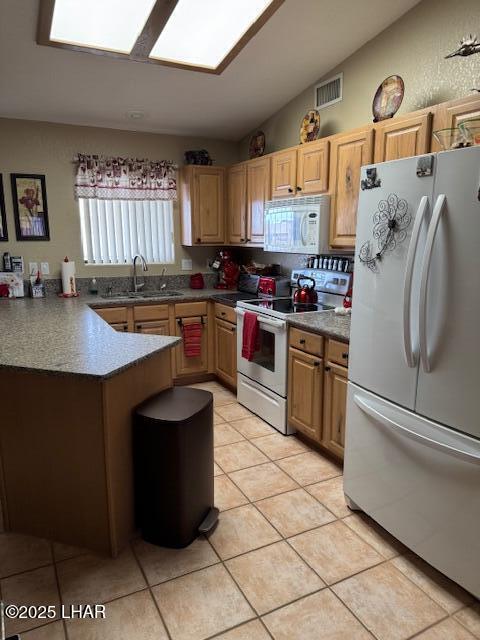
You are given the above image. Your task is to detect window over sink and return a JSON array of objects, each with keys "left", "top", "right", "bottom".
[{"left": 78, "top": 198, "right": 175, "bottom": 265}]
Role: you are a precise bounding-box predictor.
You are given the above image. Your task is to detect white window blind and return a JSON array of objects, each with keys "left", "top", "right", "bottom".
[{"left": 78, "top": 198, "right": 175, "bottom": 264}]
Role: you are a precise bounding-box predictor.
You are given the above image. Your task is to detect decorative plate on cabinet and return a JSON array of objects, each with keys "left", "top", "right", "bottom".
[
  {"left": 249, "top": 131, "right": 266, "bottom": 158},
  {"left": 299, "top": 109, "right": 320, "bottom": 143},
  {"left": 372, "top": 75, "right": 404, "bottom": 122}
]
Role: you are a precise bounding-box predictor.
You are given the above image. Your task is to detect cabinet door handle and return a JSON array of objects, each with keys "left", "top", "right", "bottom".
[
  {"left": 342, "top": 352, "right": 349, "bottom": 359},
  {"left": 288, "top": 187, "right": 293, "bottom": 193},
  {"left": 240, "top": 238, "right": 245, "bottom": 242},
  {"left": 231, "top": 327, "right": 236, "bottom": 333},
  {"left": 136, "top": 324, "right": 142, "bottom": 330},
  {"left": 325, "top": 365, "right": 331, "bottom": 371},
  {"left": 296, "top": 186, "right": 302, "bottom": 191},
  {"left": 196, "top": 237, "right": 201, "bottom": 243},
  {"left": 221, "top": 312, "right": 226, "bottom": 316},
  {"left": 246, "top": 237, "right": 251, "bottom": 242},
  {"left": 123, "top": 325, "right": 128, "bottom": 332},
  {"left": 299, "top": 338, "right": 306, "bottom": 345},
  {"left": 314, "top": 361, "right": 321, "bottom": 367}
]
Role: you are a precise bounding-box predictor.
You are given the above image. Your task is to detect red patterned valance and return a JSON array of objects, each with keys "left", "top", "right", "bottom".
[{"left": 74, "top": 154, "right": 177, "bottom": 201}]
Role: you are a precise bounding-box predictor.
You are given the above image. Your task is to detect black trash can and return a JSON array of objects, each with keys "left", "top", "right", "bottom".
[{"left": 134, "top": 387, "right": 219, "bottom": 548}]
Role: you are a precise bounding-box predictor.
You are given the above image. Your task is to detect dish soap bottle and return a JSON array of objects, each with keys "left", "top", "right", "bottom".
[{"left": 89, "top": 278, "right": 98, "bottom": 295}]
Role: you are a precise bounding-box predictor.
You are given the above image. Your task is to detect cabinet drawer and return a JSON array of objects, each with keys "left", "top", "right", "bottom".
[
  {"left": 289, "top": 327, "right": 323, "bottom": 357},
  {"left": 327, "top": 339, "right": 349, "bottom": 367},
  {"left": 175, "top": 301, "right": 208, "bottom": 318},
  {"left": 95, "top": 306, "right": 128, "bottom": 324},
  {"left": 110, "top": 322, "right": 129, "bottom": 332},
  {"left": 215, "top": 303, "right": 236, "bottom": 324},
  {"left": 133, "top": 304, "right": 169, "bottom": 322}
]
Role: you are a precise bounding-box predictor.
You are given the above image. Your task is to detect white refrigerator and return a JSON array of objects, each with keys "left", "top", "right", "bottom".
[{"left": 344, "top": 146, "right": 480, "bottom": 598}]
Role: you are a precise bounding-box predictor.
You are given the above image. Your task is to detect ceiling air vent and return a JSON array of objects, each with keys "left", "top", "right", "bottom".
[{"left": 314, "top": 73, "right": 343, "bottom": 110}]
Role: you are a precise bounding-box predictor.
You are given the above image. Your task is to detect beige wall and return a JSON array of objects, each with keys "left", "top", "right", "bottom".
[
  {"left": 0, "top": 118, "right": 239, "bottom": 278},
  {"left": 240, "top": 0, "right": 480, "bottom": 157}
]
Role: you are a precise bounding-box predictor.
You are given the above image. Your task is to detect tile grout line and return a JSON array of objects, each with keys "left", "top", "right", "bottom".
[
  {"left": 129, "top": 540, "right": 174, "bottom": 640},
  {"left": 50, "top": 540, "right": 71, "bottom": 640}
]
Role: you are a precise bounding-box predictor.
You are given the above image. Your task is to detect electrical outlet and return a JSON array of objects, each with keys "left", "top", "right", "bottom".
[
  {"left": 29, "top": 262, "right": 38, "bottom": 275},
  {"left": 181, "top": 259, "right": 193, "bottom": 271},
  {"left": 40, "top": 261, "right": 50, "bottom": 275}
]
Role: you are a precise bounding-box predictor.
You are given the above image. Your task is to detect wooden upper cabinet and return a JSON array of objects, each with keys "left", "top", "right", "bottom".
[
  {"left": 374, "top": 112, "right": 433, "bottom": 162},
  {"left": 246, "top": 156, "right": 271, "bottom": 245},
  {"left": 179, "top": 165, "right": 225, "bottom": 245},
  {"left": 329, "top": 127, "right": 374, "bottom": 248},
  {"left": 297, "top": 139, "right": 329, "bottom": 194},
  {"left": 227, "top": 163, "right": 247, "bottom": 244},
  {"left": 271, "top": 148, "right": 297, "bottom": 198}
]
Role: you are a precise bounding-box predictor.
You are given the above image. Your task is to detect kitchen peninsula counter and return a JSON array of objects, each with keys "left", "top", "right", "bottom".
[{"left": 0, "top": 294, "right": 184, "bottom": 557}]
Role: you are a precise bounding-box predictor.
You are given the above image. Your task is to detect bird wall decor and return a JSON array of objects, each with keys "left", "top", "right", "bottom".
[{"left": 445, "top": 35, "right": 480, "bottom": 59}]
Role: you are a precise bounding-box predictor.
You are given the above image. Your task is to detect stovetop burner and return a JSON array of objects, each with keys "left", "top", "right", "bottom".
[{"left": 247, "top": 298, "right": 334, "bottom": 314}]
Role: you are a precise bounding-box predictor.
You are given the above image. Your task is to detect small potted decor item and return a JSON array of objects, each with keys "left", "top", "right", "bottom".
[
  {"left": 433, "top": 127, "right": 472, "bottom": 150},
  {"left": 184, "top": 150, "right": 212, "bottom": 165},
  {"left": 30, "top": 270, "right": 45, "bottom": 298},
  {"left": 299, "top": 110, "right": 320, "bottom": 143}
]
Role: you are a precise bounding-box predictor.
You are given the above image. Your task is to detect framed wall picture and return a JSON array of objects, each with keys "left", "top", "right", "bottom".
[
  {"left": 11, "top": 173, "right": 50, "bottom": 241},
  {"left": 0, "top": 175, "right": 7, "bottom": 241}
]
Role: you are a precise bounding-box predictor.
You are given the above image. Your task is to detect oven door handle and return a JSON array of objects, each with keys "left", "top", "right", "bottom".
[{"left": 235, "top": 308, "right": 286, "bottom": 330}]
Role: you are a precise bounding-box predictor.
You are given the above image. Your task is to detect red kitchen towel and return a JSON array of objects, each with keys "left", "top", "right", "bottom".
[
  {"left": 182, "top": 322, "right": 202, "bottom": 358},
  {"left": 242, "top": 311, "right": 260, "bottom": 361}
]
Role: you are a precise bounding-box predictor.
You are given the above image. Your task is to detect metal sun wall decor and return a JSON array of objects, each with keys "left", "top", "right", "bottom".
[{"left": 359, "top": 193, "right": 411, "bottom": 273}]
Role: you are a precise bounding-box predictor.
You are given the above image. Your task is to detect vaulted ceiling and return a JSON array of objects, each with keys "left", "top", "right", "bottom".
[{"left": 0, "top": 0, "right": 420, "bottom": 140}]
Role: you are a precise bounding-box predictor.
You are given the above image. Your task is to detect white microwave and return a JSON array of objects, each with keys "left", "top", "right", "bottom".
[{"left": 264, "top": 195, "right": 330, "bottom": 254}]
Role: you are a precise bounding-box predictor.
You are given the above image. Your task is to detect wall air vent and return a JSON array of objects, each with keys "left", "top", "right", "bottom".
[{"left": 314, "top": 73, "right": 343, "bottom": 110}]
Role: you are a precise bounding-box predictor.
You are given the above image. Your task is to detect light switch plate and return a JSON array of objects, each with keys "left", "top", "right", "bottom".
[
  {"left": 40, "top": 261, "right": 50, "bottom": 275},
  {"left": 29, "top": 262, "right": 38, "bottom": 275},
  {"left": 181, "top": 259, "right": 193, "bottom": 271}
]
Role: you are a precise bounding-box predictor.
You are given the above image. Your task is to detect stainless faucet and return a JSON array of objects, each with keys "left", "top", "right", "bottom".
[
  {"left": 160, "top": 266, "right": 167, "bottom": 290},
  {"left": 133, "top": 254, "right": 148, "bottom": 292}
]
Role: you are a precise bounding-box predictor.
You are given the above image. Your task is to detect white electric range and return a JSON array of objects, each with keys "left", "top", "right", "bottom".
[{"left": 235, "top": 268, "right": 352, "bottom": 434}]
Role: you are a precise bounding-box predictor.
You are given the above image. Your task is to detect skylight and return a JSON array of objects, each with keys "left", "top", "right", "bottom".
[
  {"left": 49, "top": 0, "right": 156, "bottom": 54},
  {"left": 149, "top": 0, "right": 275, "bottom": 70}
]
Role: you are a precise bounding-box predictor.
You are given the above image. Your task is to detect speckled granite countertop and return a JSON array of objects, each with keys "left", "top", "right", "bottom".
[
  {"left": 287, "top": 310, "right": 350, "bottom": 343},
  {"left": 0, "top": 289, "right": 350, "bottom": 377},
  {"left": 0, "top": 296, "right": 182, "bottom": 379}
]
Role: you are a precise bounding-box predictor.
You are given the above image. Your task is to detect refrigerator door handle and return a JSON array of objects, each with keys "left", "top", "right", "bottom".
[
  {"left": 354, "top": 394, "right": 480, "bottom": 465},
  {"left": 419, "top": 194, "right": 446, "bottom": 373},
  {"left": 402, "top": 196, "right": 429, "bottom": 368}
]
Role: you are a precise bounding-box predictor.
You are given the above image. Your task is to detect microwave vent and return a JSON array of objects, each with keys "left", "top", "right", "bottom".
[{"left": 314, "top": 73, "right": 343, "bottom": 110}]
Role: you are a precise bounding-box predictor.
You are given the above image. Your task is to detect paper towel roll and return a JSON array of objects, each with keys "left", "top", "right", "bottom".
[{"left": 61, "top": 261, "right": 76, "bottom": 295}]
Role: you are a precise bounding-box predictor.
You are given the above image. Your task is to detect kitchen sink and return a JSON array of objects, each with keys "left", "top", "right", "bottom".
[{"left": 101, "top": 290, "right": 183, "bottom": 299}]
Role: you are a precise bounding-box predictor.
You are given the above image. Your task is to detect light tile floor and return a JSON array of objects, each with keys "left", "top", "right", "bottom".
[{"left": 0, "top": 380, "right": 478, "bottom": 640}]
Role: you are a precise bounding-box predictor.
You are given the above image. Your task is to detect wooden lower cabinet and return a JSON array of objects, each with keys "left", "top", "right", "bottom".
[
  {"left": 135, "top": 319, "right": 170, "bottom": 335},
  {"left": 322, "top": 362, "right": 348, "bottom": 459},
  {"left": 174, "top": 316, "right": 209, "bottom": 377},
  {"left": 287, "top": 347, "right": 323, "bottom": 440},
  {"left": 214, "top": 317, "right": 237, "bottom": 388},
  {"left": 110, "top": 322, "right": 129, "bottom": 332},
  {"left": 288, "top": 329, "right": 349, "bottom": 460}
]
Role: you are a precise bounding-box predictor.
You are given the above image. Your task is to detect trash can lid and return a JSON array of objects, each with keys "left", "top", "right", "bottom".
[{"left": 136, "top": 387, "right": 213, "bottom": 423}]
